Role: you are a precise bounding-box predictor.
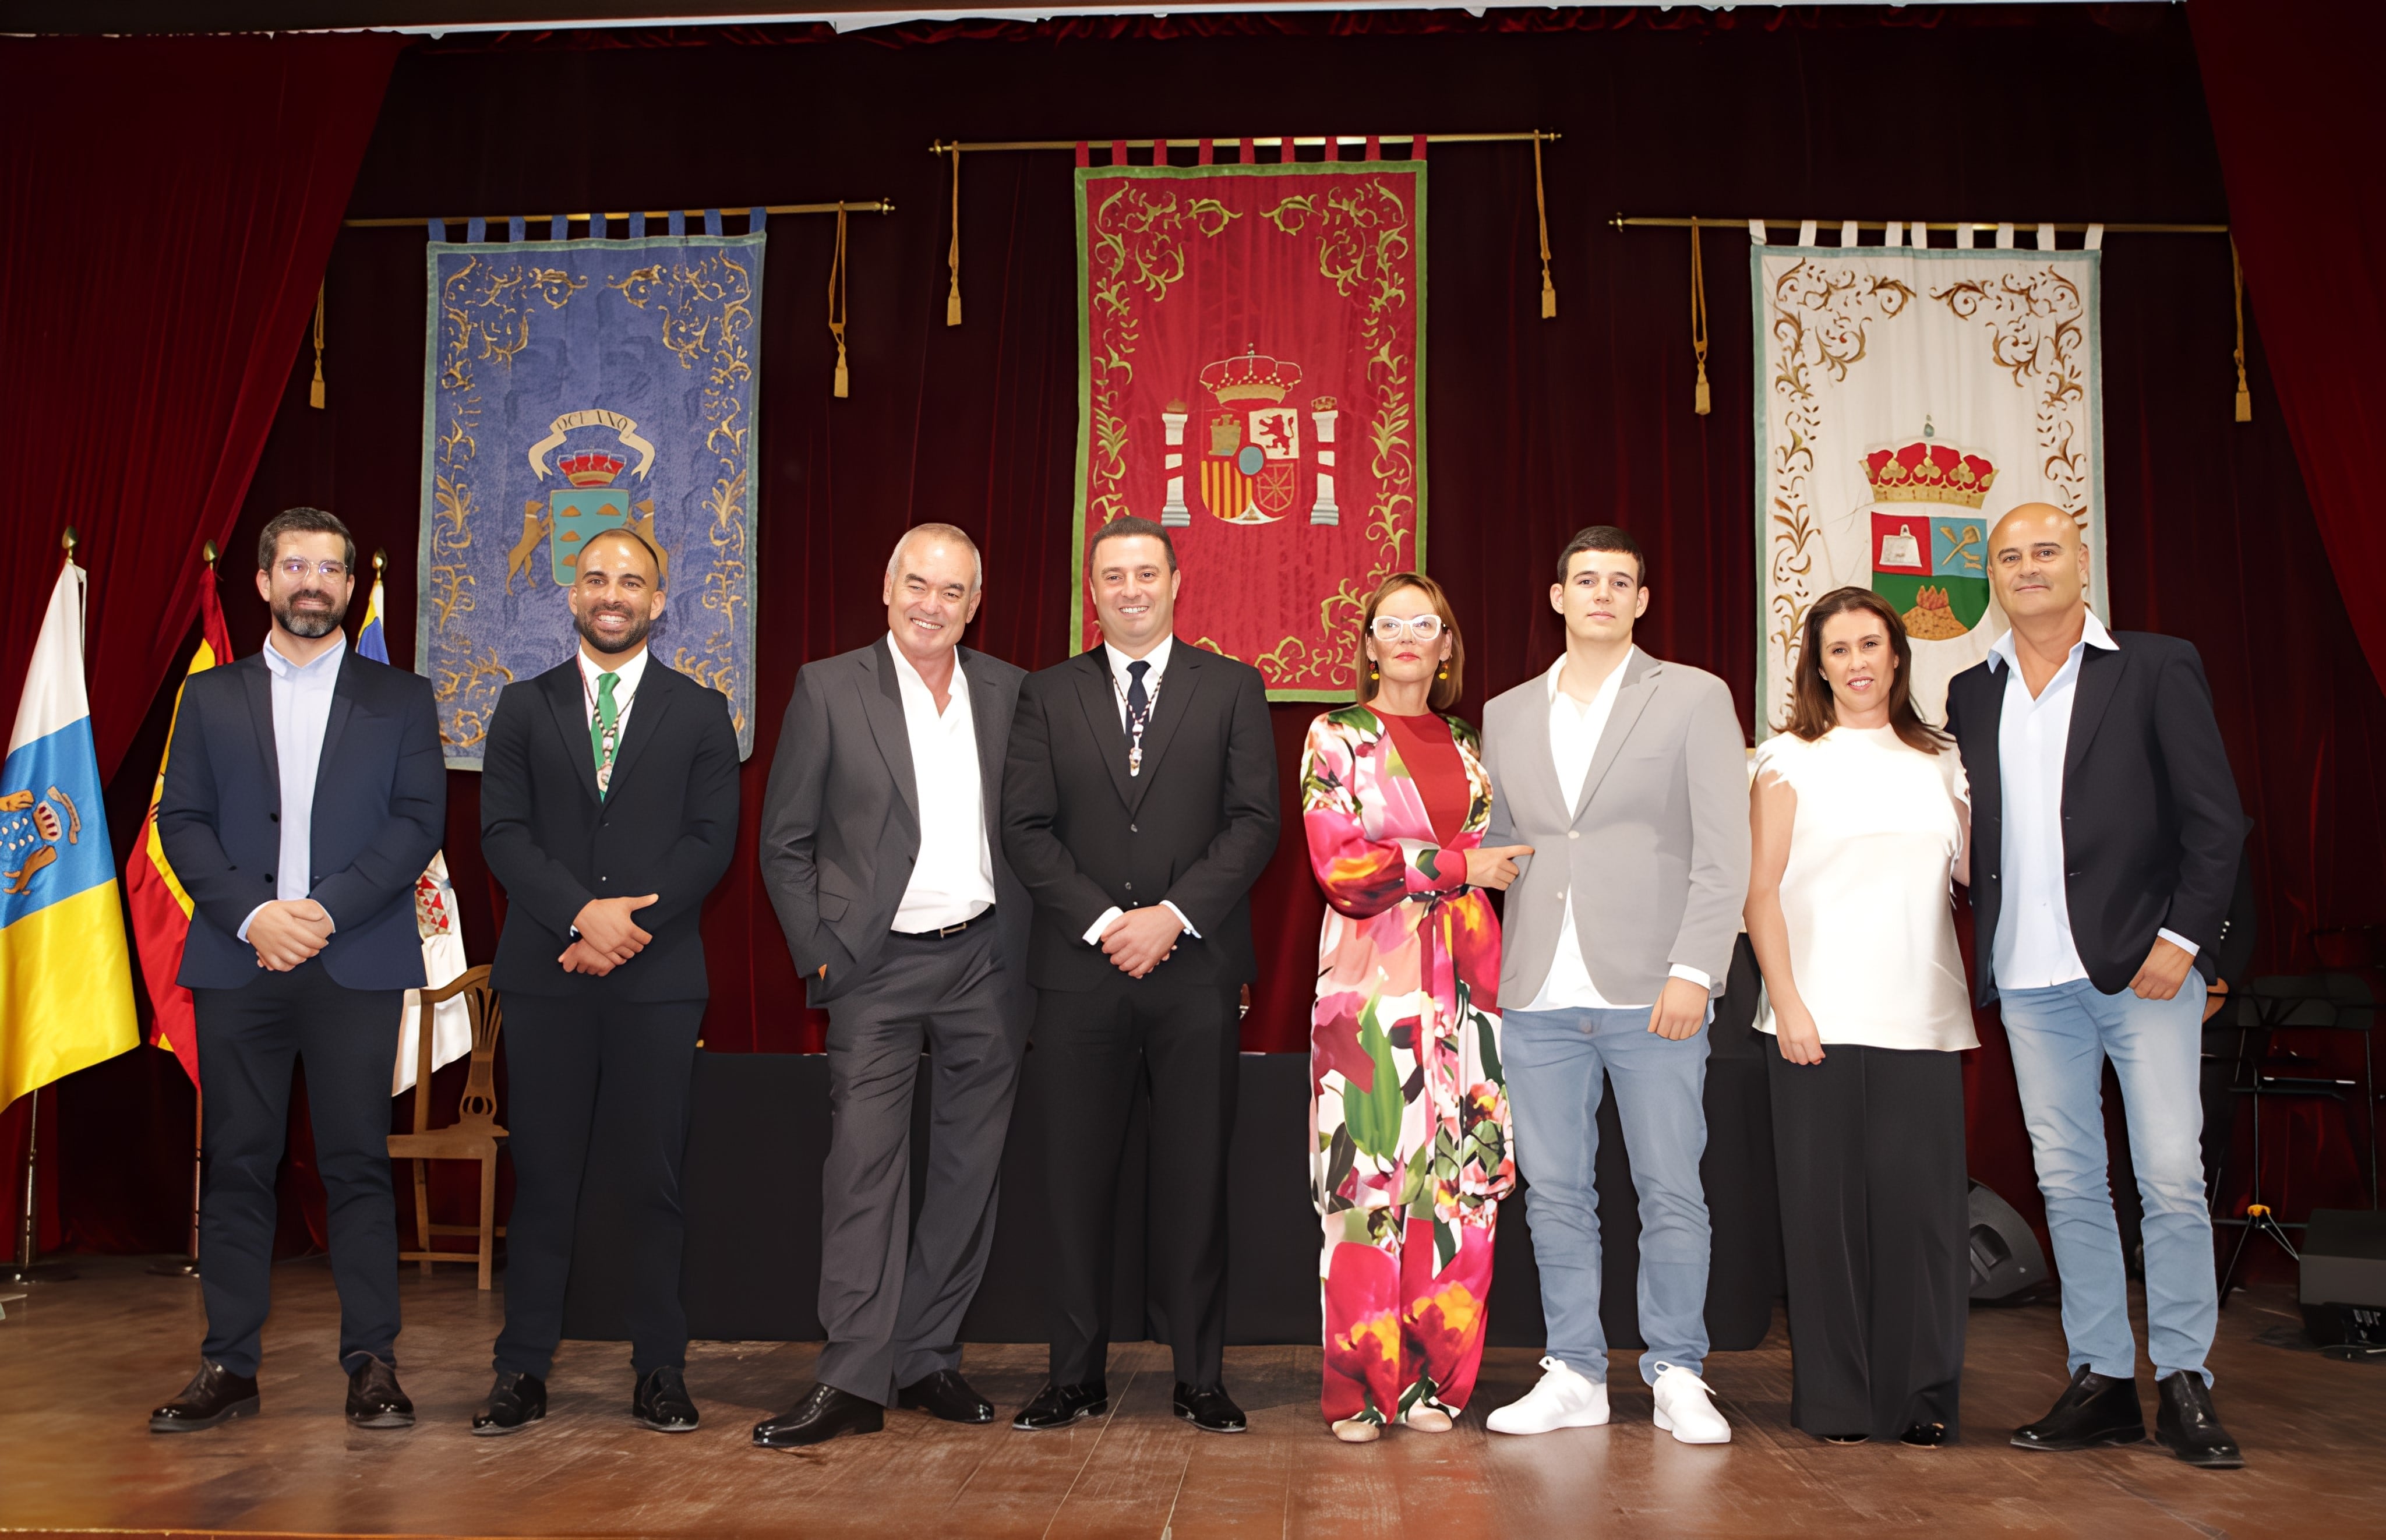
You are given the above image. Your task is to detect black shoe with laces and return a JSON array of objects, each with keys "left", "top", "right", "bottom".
[
  {"left": 2010, "top": 1366, "right": 2144, "bottom": 1451},
  {"left": 344, "top": 1356, "right": 414, "bottom": 1429},
  {"left": 2154, "top": 1371, "right": 2243, "bottom": 1468},
  {"left": 633, "top": 1365, "right": 700, "bottom": 1433},
  {"left": 1172, "top": 1382, "right": 1247, "bottom": 1434},
  {"left": 149, "top": 1361, "right": 260, "bottom": 1433},
  {"left": 753, "top": 1382, "right": 884, "bottom": 1448},
  {"left": 1011, "top": 1382, "right": 1109, "bottom": 1430},
  {"left": 471, "top": 1371, "right": 547, "bottom": 1436},
  {"left": 898, "top": 1368, "right": 996, "bottom": 1424}
]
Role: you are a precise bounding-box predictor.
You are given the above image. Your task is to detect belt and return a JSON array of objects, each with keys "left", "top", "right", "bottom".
[{"left": 894, "top": 906, "right": 993, "bottom": 941}]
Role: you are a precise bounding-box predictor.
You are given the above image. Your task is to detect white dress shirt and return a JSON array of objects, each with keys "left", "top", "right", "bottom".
[
  {"left": 238, "top": 633, "right": 346, "bottom": 941},
  {"left": 1989, "top": 612, "right": 2196, "bottom": 989},
  {"left": 885, "top": 640, "right": 997, "bottom": 933},
  {"left": 1082, "top": 635, "right": 1198, "bottom": 944},
  {"left": 577, "top": 643, "right": 648, "bottom": 739},
  {"left": 1523, "top": 648, "right": 1711, "bottom": 1013}
]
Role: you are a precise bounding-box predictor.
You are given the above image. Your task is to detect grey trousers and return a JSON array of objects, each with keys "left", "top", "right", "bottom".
[{"left": 817, "top": 919, "right": 1025, "bottom": 1404}]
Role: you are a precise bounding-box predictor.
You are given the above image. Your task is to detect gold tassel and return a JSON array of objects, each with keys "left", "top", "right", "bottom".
[
  {"left": 830, "top": 202, "right": 850, "bottom": 398},
  {"left": 1532, "top": 131, "right": 1556, "bottom": 319},
  {"left": 945, "top": 148, "right": 963, "bottom": 328},
  {"left": 1689, "top": 217, "right": 1711, "bottom": 416},
  {"left": 308, "top": 280, "right": 327, "bottom": 409},
  {"left": 2230, "top": 236, "right": 2251, "bottom": 423}
]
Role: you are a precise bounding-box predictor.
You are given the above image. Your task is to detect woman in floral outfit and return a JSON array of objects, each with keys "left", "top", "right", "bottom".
[{"left": 1302, "top": 573, "right": 1527, "bottom": 1443}]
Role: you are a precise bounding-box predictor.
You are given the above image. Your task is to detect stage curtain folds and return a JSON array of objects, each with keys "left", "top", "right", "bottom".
[{"left": 2190, "top": 0, "right": 2386, "bottom": 693}]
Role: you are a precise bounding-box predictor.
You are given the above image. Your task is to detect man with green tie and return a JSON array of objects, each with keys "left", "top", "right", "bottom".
[{"left": 473, "top": 527, "right": 742, "bottom": 1437}]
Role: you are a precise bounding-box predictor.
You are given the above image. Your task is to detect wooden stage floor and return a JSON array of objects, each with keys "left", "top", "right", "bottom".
[{"left": 0, "top": 1257, "right": 2377, "bottom": 1538}]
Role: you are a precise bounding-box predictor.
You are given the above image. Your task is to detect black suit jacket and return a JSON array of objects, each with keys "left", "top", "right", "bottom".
[
  {"left": 479, "top": 654, "right": 741, "bottom": 1002},
  {"left": 756, "top": 636, "right": 1030, "bottom": 1008},
  {"left": 1945, "top": 630, "right": 2245, "bottom": 1005},
  {"left": 159, "top": 648, "right": 446, "bottom": 992},
  {"left": 1001, "top": 641, "right": 1280, "bottom": 991}
]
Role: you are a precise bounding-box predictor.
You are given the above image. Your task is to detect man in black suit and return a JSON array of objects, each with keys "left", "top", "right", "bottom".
[
  {"left": 1001, "top": 515, "right": 1280, "bottom": 1435},
  {"left": 1944, "top": 503, "right": 2247, "bottom": 1468},
  {"left": 151, "top": 507, "right": 445, "bottom": 1434},
  {"left": 751, "top": 524, "right": 1030, "bottom": 1447},
  {"left": 471, "top": 526, "right": 740, "bottom": 1437}
]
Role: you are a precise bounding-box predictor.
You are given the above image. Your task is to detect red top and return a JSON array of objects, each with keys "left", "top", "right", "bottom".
[{"left": 1378, "top": 709, "right": 1470, "bottom": 848}]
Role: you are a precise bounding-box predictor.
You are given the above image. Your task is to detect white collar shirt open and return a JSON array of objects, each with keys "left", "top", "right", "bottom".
[{"left": 886, "top": 639, "right": 996, "bottom": 933}]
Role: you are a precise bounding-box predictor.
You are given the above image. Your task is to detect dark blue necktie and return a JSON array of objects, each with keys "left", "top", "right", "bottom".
[{"left": 1125, "top": 658, "right": 1151, "bottom": 735}]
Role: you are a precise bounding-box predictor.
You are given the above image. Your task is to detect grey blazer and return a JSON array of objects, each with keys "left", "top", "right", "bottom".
[
  {"left": 1482, "top": 649, "right": 1750, "bottom": 1008},
  {"left": 757, "top": 635, "right": 1030, "bottom": 1008}
]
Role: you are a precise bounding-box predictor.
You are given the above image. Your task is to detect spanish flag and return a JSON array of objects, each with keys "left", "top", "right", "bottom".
[
  {"left": 126, "top": 565, "right": 233, "bottom": 1086},
  {"left": 0, "top": 559, "right": 139, "bottom": 1108}
]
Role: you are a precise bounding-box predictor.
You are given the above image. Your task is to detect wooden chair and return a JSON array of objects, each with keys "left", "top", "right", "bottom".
[{"left": 386, "top": 965, "right": 509, "bottom": 1290}]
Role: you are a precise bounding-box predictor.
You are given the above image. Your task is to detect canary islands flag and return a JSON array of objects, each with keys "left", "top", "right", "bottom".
[{"left": 1, "top": 560, "right": 138, "bottom": 1107}]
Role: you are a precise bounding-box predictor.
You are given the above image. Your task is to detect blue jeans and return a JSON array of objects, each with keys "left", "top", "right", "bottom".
[
  {"left": 1504, "top": 1006, "right": 1711, "bottom": 1385},
  {"left": 1999, "top": 974, "right": 2215, "bottom": 1384}
]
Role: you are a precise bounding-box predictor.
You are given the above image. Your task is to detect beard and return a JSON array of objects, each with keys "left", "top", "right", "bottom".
[
  {"left": 273, "top": 590, "right": 347, "bottom": 640},
  {"left": 575, "top": 602, "right": 653, "bottom": 656}
]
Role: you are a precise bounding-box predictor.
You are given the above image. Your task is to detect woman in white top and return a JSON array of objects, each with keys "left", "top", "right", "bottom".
[{"left": 1746, "top": 585, "right": 1975, "bottom": 1449}]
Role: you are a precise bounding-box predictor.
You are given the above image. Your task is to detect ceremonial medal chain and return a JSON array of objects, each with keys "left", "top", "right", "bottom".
[{"left": 1112, "top": 667, "right": 1163, "bottom": 778}]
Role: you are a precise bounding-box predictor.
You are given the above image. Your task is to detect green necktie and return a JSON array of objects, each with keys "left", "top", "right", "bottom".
[{"left": 591, "top": 671, "right": 620, "bottom": 793}]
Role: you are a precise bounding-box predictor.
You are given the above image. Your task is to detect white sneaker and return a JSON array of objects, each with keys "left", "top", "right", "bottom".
[
  {"left": 1649, "top": 1362, "right": 1730, "bottom": 1444},
  {"left": 1485, "top": 1357, "right": 1610, "bottom": 1435}
]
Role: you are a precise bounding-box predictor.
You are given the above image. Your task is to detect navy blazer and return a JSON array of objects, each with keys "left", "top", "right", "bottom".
[
  {"left": 158, "top": 648, "right": 447, "bottom": 992},
  {"left": 479, "top": 655, "right": 740, "bottom": 1002},
  {"left": 1944, "top": 630, "right": 2246, "bottom": 1006}
]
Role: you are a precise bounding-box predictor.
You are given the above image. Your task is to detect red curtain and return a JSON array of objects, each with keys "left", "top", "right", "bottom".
[
  {"left": 38, "top": 9, "right": 2386, "bottom": 1262},
  {"left": 2190, "top": 0, "right": 2386, "bottom": 694},
  {"left": 0, "top": 34, "right": 404, "bottom": 1252}
]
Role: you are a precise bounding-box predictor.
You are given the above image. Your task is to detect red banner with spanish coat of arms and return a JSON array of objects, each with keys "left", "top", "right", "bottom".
[{"left": 1072, "top": 157, "right": 1425, "bottom": 698}]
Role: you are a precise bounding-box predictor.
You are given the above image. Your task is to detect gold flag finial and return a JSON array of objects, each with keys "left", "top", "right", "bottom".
[{"left": 202, "top": 540, "right": 219, "bottom": 567}]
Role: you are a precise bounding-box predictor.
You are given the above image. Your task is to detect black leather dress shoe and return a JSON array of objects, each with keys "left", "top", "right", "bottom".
[
  {"left": 471, "top": 1371, "right": 547, "bottom": 1436},
  {"left": 898, "top": 1368, "right": 995, "bottom": 1424},
  {"left": 149, "top": 1361, "right": 260, "bottom": 1433},
  {"left": 633, "top": 1366, "right": 700, "bottom": 1433},
  {"left": 2155, "top": 1371, "right": 2243, "bottom": 1468},
  {"left": 344, "top": 1357, "right": 415, "bottom": 1429},
  {"left": 753, "top": 1383, "right": 884, "bottom": 1448},
  {"left": 1900, "top": 1422, "right": 1949, "bottom": 1448},
  {"left": 1173, "top": 1382, "right": 1247, "bottom": 1434},
  {"left": 2011, "top": 1367, "right": 2145, "bottom": 1451},
  {"left": 1011, "top": 1382, "right": 1108, "bottom": 1430}
]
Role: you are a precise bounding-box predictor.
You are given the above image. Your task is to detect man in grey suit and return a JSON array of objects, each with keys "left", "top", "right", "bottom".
[
  {"left": 751, "top": 524, "right": 1030, "bottom": 1448},
  {"left": 1479, "top": 526, "right": 1750, "bottom": 1446}
]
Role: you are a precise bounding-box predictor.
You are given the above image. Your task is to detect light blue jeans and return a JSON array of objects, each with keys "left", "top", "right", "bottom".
[
  {"left": 1504, "top": 1005, "right": 1711, "bottom": 1385},
  {"left": 1999, "top": 974, "right": 2215, "bottom": 1384}
]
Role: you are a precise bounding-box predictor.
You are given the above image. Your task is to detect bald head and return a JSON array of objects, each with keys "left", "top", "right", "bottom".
[{"left": 1988, "top": 501, "right": 2088, "bottom": 629}]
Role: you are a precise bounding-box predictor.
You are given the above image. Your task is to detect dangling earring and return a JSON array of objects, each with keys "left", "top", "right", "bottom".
[{"left": 1436, "top": 666, "right": 1449, "bottom": 680}]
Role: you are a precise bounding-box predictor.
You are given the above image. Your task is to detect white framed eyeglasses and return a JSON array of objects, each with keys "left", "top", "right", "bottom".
[
  {"left": 276, "top": 558, "right": 351, "bottom": 581},
  {"left": 1368, "top": 614, "right": 1445, "bottom": 642}
]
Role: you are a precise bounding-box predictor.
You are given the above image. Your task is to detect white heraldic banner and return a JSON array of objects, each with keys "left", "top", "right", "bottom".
[{"left": 1753, "top": 239, "right": 2106, "bottom": 727}]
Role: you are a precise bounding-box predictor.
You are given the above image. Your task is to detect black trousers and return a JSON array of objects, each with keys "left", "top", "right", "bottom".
[
  {"left": 494, "top": 992, "right": 703, "bottom": 1380},
  {"left": 818, "top": 921, "right": 1024, "bottom": 1404},
  {"left": 1033, "top": 973, "right": 1240, "bottom": 1388},
  {"left": 1768, "top": 1043, "right": 1969, "bottom": 1441},
  {"left": 193, "top": 961, "right": 403, "bottom": 1378}
]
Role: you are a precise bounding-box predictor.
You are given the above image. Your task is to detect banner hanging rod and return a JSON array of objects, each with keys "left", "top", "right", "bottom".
[
  {"left": 1612, "top": 216, "right": 2226, "bottom": 235},
  {"left": 345, "top": 200, "right": 894, "bottom": 229},
  {"left": 929, "top": 132, "right": 1556, "bottom": 154}
]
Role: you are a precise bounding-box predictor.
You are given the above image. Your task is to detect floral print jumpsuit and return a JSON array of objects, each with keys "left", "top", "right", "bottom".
[{"left": 1301, "top": 705, "right": 1515, "bottom": 1429}]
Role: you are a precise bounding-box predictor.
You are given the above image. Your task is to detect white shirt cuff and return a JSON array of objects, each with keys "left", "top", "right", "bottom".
[
  {"left": 1668, "top": 963, "right": 1713, "bottom": 991},
  {"left": 2156, "top": 928, "right": 2200, "bottom": 960},
  {"left": 1160, "top": 900, "right": 1200, "bottom": 938},
  {"left": 1082, "top": 906, "right": 1124, "bottom": 946},
  {"left": 238, "top": 902, "right": 270, "bottom": 943}
]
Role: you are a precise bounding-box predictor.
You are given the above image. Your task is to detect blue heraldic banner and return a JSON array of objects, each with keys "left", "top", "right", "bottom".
[{"left": 418, "top": 221, "right": 766, "bottom": 767}]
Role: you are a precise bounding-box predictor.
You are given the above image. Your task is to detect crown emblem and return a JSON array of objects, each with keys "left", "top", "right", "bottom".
[
  {"left": 1199, "top": 347, "right": 1303, "bottom": 405},
  {"left": 1862, "top": 433, "right": 1997, "bottom": 508},
  {"left": 560, "top": 451, "right": 626, "bottom": 489}
]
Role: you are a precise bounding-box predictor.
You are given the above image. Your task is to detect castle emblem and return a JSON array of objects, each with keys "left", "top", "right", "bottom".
[
  {"left": 1864, "top": 422, "right": 1995, "bottom": 642},
  {"left": 1155, "top": 348, "right": 1344, "bottom": 528}
]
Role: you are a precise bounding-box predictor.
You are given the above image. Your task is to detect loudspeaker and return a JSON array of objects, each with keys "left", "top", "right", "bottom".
[
  {"left": 1967, "top": 1179, "right": 2049, "bottom": 1304},
  {"left": 2300, "top": 1209, "right": 2386, "bottom": 1360}
]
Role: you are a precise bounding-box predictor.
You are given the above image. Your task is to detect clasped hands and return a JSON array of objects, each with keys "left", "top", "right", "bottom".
[
  {"left": 560, "top": 893, "right": 659, "bottom": 976},
  {"left": 250, "top": 899, "right": 334, "bottom": 972},
  {"left": 1099, "top": 905, "right": 1183, "bottom": 980}
]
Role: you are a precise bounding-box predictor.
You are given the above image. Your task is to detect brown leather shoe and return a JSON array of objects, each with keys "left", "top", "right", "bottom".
[{"left": 150, "top": 1361, "right": 260, "bottom": 1433}]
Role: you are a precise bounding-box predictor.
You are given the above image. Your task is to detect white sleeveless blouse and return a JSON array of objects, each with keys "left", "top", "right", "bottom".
[{"left": 1753, "top": 726, "right": 1978, "bottom": 1052}]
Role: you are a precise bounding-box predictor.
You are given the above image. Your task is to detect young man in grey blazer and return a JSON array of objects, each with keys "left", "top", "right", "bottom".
[
  {"left": 1479, "top": 526, "right": 1750, "bottom": 1444},
  {"left": 751, "top": 524, "right": 1032, "bottom": 1448}
]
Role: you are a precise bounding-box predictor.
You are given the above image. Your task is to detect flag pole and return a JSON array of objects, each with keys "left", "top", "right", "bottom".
[
  {"left": 149, "top": 538, "right": 217, "bottom": 1282},
  {"left": 1, "top": 531, "right": 87, "bottom": 1287}
]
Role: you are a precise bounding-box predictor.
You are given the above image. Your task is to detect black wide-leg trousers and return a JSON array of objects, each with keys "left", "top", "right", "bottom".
[
  {"left": 1032, "top": 973, "right": 1240, "bottom": 1389},
  {"left": 1768, "top": 1042, "right": 1970, "bottom": 1442},
  {"left": 193, "top": 961, "right": 404, "bottom": 1379},
  {"left": 494, "top": 992, "right": 703, "bottom": 1381}
]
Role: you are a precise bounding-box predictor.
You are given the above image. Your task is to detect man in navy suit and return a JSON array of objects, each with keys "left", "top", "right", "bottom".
[{"left": 150, "top": 508, "right": 446, "bottom": 1434}]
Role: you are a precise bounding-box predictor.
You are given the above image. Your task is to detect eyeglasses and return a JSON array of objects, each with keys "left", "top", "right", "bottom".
[
  {"left": 276, "top": 558, "right": 350, "bottom": 581},
  {"left": 1368, "top": 614, "right": 1445, "bottom": 642}
]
